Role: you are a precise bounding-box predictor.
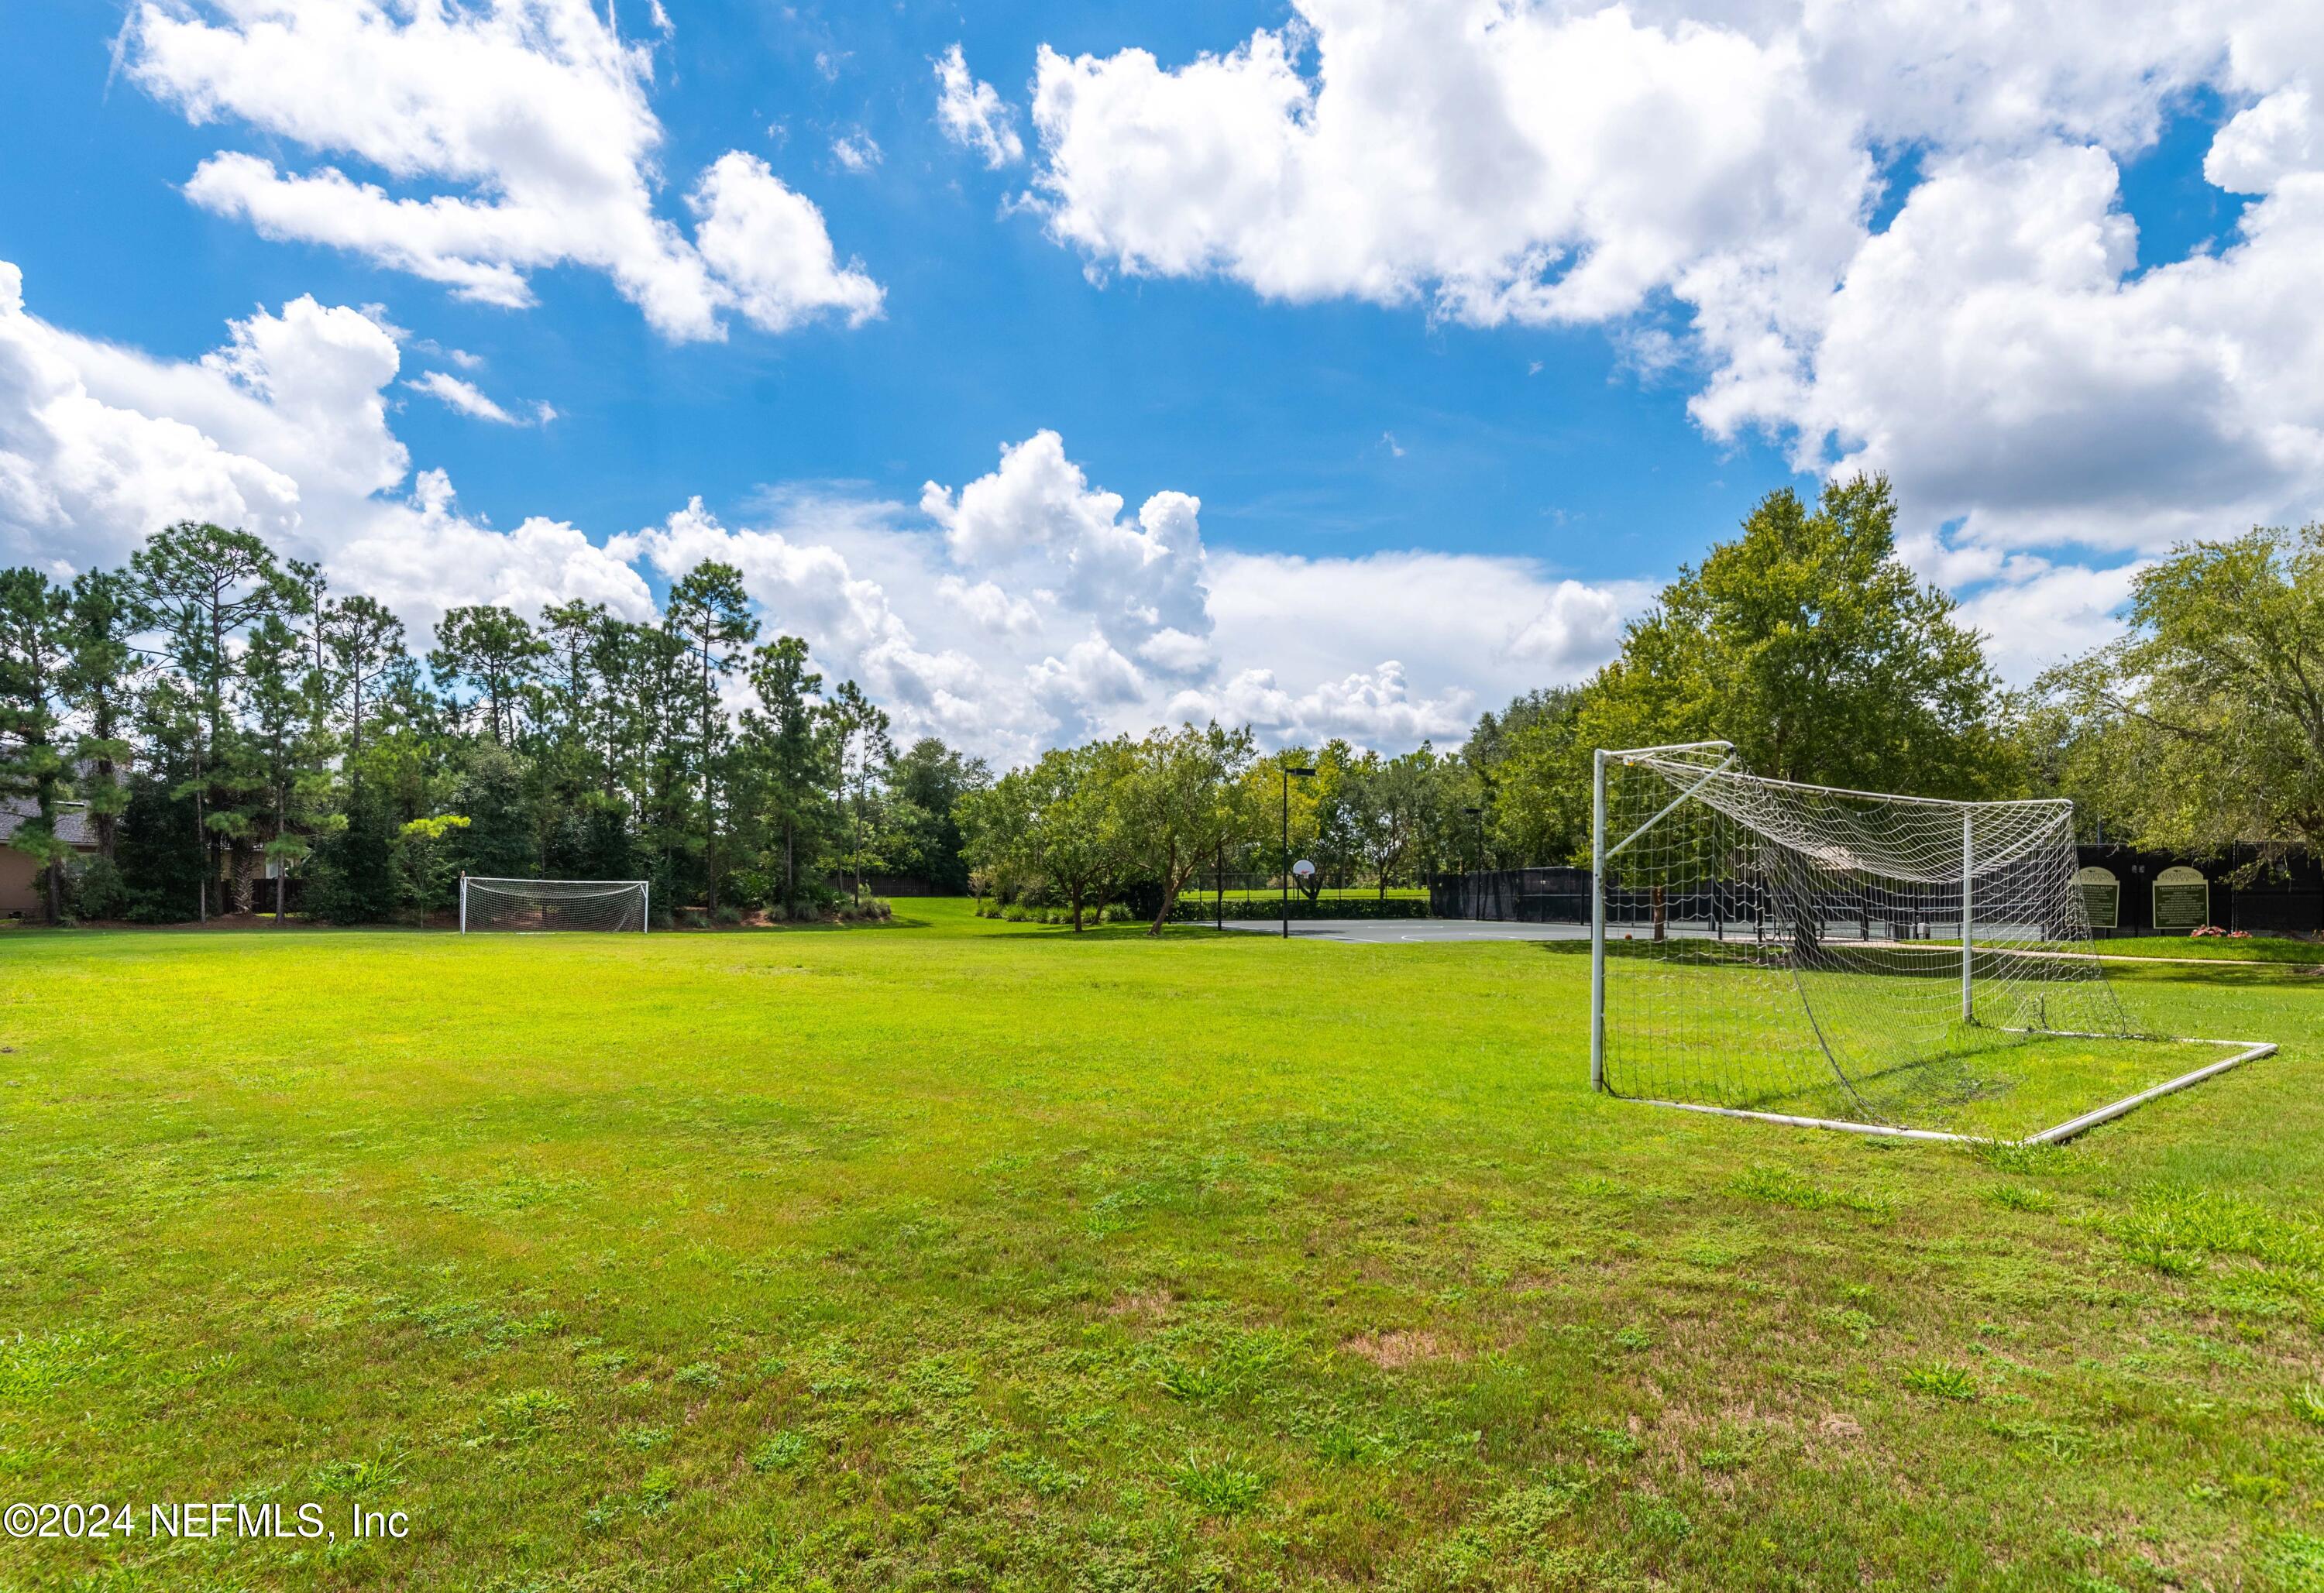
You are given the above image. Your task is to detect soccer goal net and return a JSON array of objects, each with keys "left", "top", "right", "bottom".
[
  {"left": 1589, "top": 743, "right": 2271, "bottom": 1143},
  {"left": 459, "top": 876, "right": 649, "bottom": 933}
]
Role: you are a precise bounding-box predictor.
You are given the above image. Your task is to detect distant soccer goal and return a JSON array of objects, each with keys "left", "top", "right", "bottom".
[
  {"left": 459, "top": 876, "right": 649, "bottom": 934},
  {"left": 1587, "top": 743, "right": 2272, "bottom": 1144}
]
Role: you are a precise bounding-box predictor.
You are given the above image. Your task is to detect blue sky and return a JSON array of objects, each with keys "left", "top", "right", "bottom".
[
  {"left": 2, "top": 1, "right": 1790, "bottom": 568},
  {"left": 2, "top": 2, "right": 2317, "bottom": 760}
]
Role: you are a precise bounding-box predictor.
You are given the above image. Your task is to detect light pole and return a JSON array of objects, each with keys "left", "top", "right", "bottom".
[{"left": 1281, "top": 764, "right": 1317, "bottom": 939}]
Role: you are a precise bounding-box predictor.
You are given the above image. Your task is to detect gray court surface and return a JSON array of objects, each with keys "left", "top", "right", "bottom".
[{"left": 1217, "top": 918, "right": 1593, "bottom": 944}]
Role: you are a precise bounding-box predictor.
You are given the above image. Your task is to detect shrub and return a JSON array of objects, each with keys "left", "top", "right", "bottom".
[
  {"left": 713, "top": 905, "right": 744, "bottom": 926},
  {"left": 67, "top": 856, "right": 130, "bottom": 921},
  {"left": 1002, "top": 904, "right": 1029, "bottom": 922}
]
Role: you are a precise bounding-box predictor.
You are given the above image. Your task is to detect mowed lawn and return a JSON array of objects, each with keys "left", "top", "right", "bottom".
[{"left": 2, "top": 904, "right": 2321, "bottom": 1591}]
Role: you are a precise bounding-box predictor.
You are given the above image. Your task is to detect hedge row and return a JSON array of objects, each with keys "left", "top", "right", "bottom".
[{"left": 1169, "top": 897, "right": 1432, "bottom": 922}]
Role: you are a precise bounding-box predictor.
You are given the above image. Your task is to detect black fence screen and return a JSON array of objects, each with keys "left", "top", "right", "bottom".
[
  {"left": 1433, "top": 847, "right": 2322, "bottom": 939},
  {"left": 2075, "top": 845, "right": 2322, "bottom": 937},
  {"left": 1430, "top": 867, "right": 1591, "bottom": 923}
]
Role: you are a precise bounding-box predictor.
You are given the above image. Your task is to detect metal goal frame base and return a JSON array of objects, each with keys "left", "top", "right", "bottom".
[{"left": 1615, "top": 1034, "right": 2278, "bottom": 1147}]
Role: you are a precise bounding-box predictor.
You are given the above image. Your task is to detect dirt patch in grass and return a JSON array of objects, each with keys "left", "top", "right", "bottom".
[
  {"left": 1104, "top": 1289, "right": 1177, "bottom": 1320},
  {"left": 1342, "top": 1329, "right": 1464, "bottom": 1368}
]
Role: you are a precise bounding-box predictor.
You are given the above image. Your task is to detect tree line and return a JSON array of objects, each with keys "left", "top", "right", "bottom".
[
  {"left": 4, "top": 479, "right": 2313, "bottom": 927},
  {"left": 0, "top": 520, "right": 984, "bottom": 925},
  {"left": 960, "top": 475, "right": 2324, "bottom": 926},
  {"left": 956, "top": 725, "right": 1479, "bottom": 933}
]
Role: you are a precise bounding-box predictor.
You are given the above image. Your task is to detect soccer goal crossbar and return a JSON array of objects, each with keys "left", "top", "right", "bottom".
[
  {"left": 1587, "top": 743, "right": 2274, "bottom": 1145},
  {"left": 459, "top": 876, "right": 651, "bottom": 934}
]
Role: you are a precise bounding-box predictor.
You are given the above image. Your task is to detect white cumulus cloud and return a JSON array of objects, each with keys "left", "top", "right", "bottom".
[
  {"left": 127, "top": 0, "right": 878, "bottom": 342},
  {"left": 830, "top": 130, "right": 882, "bottom": 174},
  {"left": 689, "top": 153, "right": 885, "bottom": 334},
  {"left": 934, "top": 43, "right": 1024, "bottom": 168},
  {"left": 1018, "top": 0, "right": 2324, "bottom": 676},
  {"left": 920, "top": 431, "right": 1210, "bottom": 662},
  {"left": 1, "top": 261, "right": 1642, "bottom": 760},
  {"left": 407, "top": 370, "right": 554, "bottom": 427},
  {"left": 0, "top": 257, "right": 644, "bottom": 629}
]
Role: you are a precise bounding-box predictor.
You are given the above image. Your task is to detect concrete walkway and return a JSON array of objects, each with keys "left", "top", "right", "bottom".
[{"left": 1215, "top": 918, "right": 1592, "bottom": 944}]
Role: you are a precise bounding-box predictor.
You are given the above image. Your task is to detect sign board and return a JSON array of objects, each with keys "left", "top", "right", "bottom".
[
  {"left": 2075, "top": 865, "right": 2119, "bottom": 929},
  {"left": 2152, "top": 865, "right": 2209, "bottom": 930}
]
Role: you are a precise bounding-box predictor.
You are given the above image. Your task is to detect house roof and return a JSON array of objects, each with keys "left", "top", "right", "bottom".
[{"left": 0, "top": 799, "right": 98, "bottom": 850}]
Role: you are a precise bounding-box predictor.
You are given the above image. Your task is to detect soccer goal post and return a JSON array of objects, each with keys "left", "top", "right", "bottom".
[
  {"left": 1588, "top": 743, "right": 2273, "bottom": 1145},
  {"left": 459, "top": 876, "right": 651, "bottom": 934}
]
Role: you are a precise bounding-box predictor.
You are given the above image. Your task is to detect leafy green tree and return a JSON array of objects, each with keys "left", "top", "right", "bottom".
[
  {"left": 2040, "top": 524, "right": 2324, "bottom": 854},
  {"left": 1340, "top": 745, "right": 1445, "bottom": 898},
  {"left": 308, "top": 780, "right": 398, "bottom": 925},
  {"left": 322, "top": 594, "right": 407, "bottom": 765},
  {"left": 1459, "top": 689, "right": 1576, "bottom": 870},
  {"left": 824, "top": 679, "right": 891, "bottom": 905},
  {"left": 0, "top": 568, "right": 74, "bottom": 920},
  {"left": 1464, "top": 688, "right": 1581, "bottom": 773},
  {"left": 532, "top": 600, "right": 610, "bottom": 795},
  {"left": 1490, "top": 476, "right": 2009, "bottom": 865},
  {"left": 603, "top": 618, "right": 695, "bottom": 901},
  {"left": 242, "top": 613, "right": 328, "bottom": 922},
  {"left": 1117, "top": 722, "right": 1257, "bottom": 936},
  {"left": 130, "top": 522, "right": 283, "bottom": 918},
  {"left": 665, "top": 563, "right": 758, "bottom": 911},
  {"left": 961, "top": 740, "right": 1132, "bottom": 929},
  {"left": 448, "top": 742, "right": 536, "bottom": 882},
  {"left": 1408, "top": 753, "right": 1480, "bottom": 881},
  {"left": 886, "top": 737, "right": 989, "bottom": 891},
  {"left": 61, "top": 570, "right": 139, "bottom": 870},
  {"left": 117, "top": 678, "right": 207, "bottom": 922},
  {"left": 741, "top": 634, "right": 831, "bottom": 911},
  {"left": 523, "top": 601, "right": 638, "bottom": 883},
  {"left": 1296, "top": 740, "right": 1360, "bottom": 890},
  {"left": 1581, "top": 476, "right": 2006, "bottom": 791},
  {"left": 282, "top": 559, "right": 333, "bottom": 736},
  {"left": 430, "top": 604, "right": 548, "bottom": 747}
]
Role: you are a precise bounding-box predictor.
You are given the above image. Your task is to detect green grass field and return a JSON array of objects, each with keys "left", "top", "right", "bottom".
[
  {"left": 2091, "top": 936, "right": 2324, "bottom": 965},
  {"left": 2, "top": 901, "right": 2321, "bottom": 1591}
]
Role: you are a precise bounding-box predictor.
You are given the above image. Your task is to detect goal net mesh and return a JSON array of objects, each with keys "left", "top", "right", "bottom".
[
  {"left": 464, "top": 877, "right": 647, "bottom": 933},
  {"left": 1599, "top": 749, "right": 2140, "bottom": 1135}
]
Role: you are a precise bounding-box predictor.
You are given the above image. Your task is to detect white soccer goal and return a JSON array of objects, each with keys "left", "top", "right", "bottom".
[
  {"left": 459, "top": 876, "right": 650, "bottom": 934},
  {"left": 1588, "top": 743, "right": 2272, "bottom": 1144}
]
